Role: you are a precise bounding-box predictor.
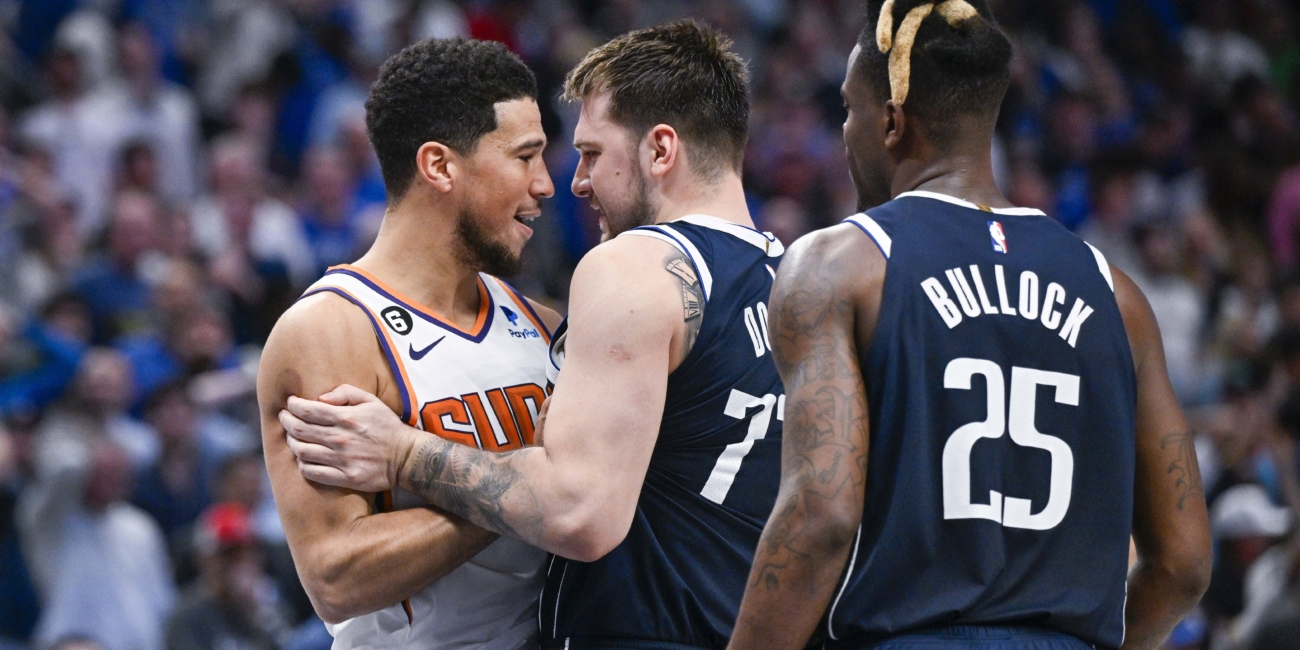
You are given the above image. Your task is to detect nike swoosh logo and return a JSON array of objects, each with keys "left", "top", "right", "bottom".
[{"left": 409, "top": 336, "right": 445, "bottom": 360}]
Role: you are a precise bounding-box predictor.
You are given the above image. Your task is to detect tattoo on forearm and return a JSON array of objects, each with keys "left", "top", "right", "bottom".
[
  {"left": 663, "top": 251, "right": 705, "bottom": 353},
  {"left": 1160, "top": 431, "right": 1203, "bottom": 510},
  {"left": 404, "top": 439, "right": 544, "bottom": 542}
]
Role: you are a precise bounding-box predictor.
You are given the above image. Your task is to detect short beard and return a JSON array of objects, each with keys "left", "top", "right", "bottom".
[
  {"left": 455, "top": 208, "right": 521, "bottom": 277},
  {"left": 605, "top": 169, "right": 658, "bottom": 237}
]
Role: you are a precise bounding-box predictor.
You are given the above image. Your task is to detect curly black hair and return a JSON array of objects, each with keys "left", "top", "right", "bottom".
[
  {"left": 365, "top": 37, "right": 538, "bottom": 202},
  {"left": 857, "top": 0, "right": 1012, "bottom": 142}
]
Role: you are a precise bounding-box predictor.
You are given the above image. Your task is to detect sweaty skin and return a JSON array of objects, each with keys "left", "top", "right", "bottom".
[{"left": 725, "top": 42, "right": 1210, "bottom": 650}]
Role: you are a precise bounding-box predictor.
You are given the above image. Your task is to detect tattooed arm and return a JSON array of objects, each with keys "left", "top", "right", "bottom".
[
  {"left": 1113, "top": 267, "right": 1212, "bottom": 650},
  {"left": 282, "top": 236, "right": 699, "bottom": 561},
  {"left": 729, "top": 225, "right": 881, "bottom": 650}
]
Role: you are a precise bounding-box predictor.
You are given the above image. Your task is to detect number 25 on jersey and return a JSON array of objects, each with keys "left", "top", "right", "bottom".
[{"left": 942, "top": 358, "right": 1078, "bottom": 531}]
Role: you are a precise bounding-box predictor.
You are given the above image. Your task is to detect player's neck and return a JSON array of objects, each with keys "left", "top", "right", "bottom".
[
  {"left": 351, "top": 203, "right": 484, "bottom": 328},
  {"left": 892, "top": 147, "right": 1012, "bottom": 210},
  {"left": 652, "top": 172, "right": 755, "bottom": 229}
]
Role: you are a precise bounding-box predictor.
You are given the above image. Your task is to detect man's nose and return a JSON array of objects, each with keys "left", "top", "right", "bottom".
[
  {"left": 534, "top": 164, "right": 555, "bottom": 199},
  {"left": 572, "top": 160, "right": 591, "bottom": 197}
]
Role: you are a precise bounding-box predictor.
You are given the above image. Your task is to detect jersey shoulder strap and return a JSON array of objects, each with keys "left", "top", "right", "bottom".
[
  {"left": 298, "top": 267, "right": 418, "bottom": 425},
  {"left": 619, "top": 223, "right": 716, "bottom": 302},
  {"left": 844, "top": 212, "right": 893, "bottom": 259},
  {"left": 617, "top": 214, "right": 786, "bottom": 304}
]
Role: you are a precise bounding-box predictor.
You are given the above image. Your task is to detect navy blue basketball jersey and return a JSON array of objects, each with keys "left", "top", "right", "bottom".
[
  {"left": 825, "top": 192, "right": 1136, "bottom": 649},
  {"left": 540, "top": 215, "right": 786, "bottom": 650}
]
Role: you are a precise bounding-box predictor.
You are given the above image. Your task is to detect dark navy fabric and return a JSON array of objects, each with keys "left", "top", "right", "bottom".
[
  {"left": 540, "top": 221, "right": 784, "bottom": 650},
  {"left": 864, "top": 626, "right": 1094, "bottom": 650},
  {"left": 827, "top": 195, "right": 1136, "bottom": 649}
]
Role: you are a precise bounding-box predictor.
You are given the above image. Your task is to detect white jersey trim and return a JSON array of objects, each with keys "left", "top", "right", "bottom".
[
  {"left": 826, "top": 524, "right": 863, "bottom": 640},
  {"left": 845, "top": 213, "right": 892, "bottom": 259},
  {"left": 896, "top": 190, "right": 1047, "bottom": 216},
  {"left": 674, "top": 214, "right": 785, "bottom": 257},
  {"left": 620, "top": 227, "right": 714, "bottom": 302},
  {"left": 655, "top": 224, "right": 713, "bottom": 301},
  {"left": 1085, "top": 242, "right": 1115, "bottom": 292}
]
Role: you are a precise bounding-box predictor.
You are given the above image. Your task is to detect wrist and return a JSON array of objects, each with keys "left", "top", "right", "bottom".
[{"left": 393, "top": 427, "right": 423, "bottom": 491}]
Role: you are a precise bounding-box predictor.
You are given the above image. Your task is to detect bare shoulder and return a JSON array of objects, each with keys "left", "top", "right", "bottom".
[
  {"left": 257, "top": 292, "right": 390, "bottom": 421},
  {"left": 780, "top": 222, "right": 885, "bottom": 293},
  {"left": 573, "top": 235, "right": 680, "bottom": 282},
  {"left": 772, "top": 223, "right": 885, "bottom": 347},
  {"left": 1109, "top": 265, "right": 1162, "bottom": 372},
  {"left": 568, "top": 235, "right": 688, "bottom": 309},
  {"left": 567, "top": 235, "right": 695, "bottom": 361}
]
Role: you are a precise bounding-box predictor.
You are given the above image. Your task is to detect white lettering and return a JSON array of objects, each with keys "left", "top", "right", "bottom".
[
  {"left": 970, "top": 265, "right": 999, "bottom": 315},
  {"left": 743, "top": 307, "right": 765, "bottom": 357},
  {"left": 1018, "top": 271, "right": 1039, "bottom": 320},
  {"left": 927, "top": 265, "right": 1096, "bottom": 348},
  {"left": 1057, "top": 298, "right": 1094, "bottom": 348},
  {"left": 756, "top": 302, "right": 772, "bottom": 351},
  {"left": 994, "top": 265, "right": 1016, "bottom": 315},
  {"left": 1041, "top": 282, "right": 1066, "bottom": 330},
  {"left": 922, "top": 277, "right": 963, "bottom": 328},
  {"left": 945, "top": 268, "right": 982, "bottom": 318}
]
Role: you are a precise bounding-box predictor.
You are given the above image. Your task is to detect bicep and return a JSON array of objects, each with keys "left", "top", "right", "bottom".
[
  {"left": 257, "top": 303, "right": 388, "bottom": 562},
  {"left": 1114, "top": 270, "right": 1209, "bottom": 557},
  {"left": 541, "top": 244, "right": 677, "bottom": 501}
]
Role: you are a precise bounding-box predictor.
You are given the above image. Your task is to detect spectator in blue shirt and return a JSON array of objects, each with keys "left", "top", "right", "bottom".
[{"left": 72, "top": 192, "right": 163, "bottom": 344}]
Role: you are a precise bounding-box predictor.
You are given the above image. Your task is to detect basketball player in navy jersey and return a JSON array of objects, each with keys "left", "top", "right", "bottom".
[
  {"left": 727, "top": 2, "right": 1211, "bottom": 650},
  {"left": 281, "top": 22, "right": 786, "bottom": 650}
]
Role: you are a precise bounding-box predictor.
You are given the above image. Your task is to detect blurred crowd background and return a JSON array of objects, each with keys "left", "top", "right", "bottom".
[{"left": 1, "top": 0, "right": 1299, "bottom": 650}]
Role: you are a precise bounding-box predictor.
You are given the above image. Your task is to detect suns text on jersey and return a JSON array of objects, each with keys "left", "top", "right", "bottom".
[{"left": 921, "top": 263, "right": 1094, "bottom": 348}]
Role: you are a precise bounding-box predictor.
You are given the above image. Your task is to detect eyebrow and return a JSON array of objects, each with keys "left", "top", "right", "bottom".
[
  {"left": 511, "top": 138, "right": 546, "bottom": 154},
  {"left": 573, "top": 139, "right": 596, "bottom": 151}
]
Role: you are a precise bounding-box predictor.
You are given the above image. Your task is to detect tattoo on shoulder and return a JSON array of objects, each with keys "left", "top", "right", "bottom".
[
  {"left": 1160, "top": 431, "right": 1204, "bottom": 510},
  {"left": 663, "top": 250, "right": 705, "bottom": 352}
]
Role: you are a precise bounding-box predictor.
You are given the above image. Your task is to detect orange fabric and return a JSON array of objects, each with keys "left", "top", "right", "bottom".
[
  {"left": 504, "top": 383, "right": 548, "bottom": 446},
  {"left": 483, "top": 389, "right": 524, "bottom": 450},
  {"left": 419, "top": 398, "right": 480, "bottom": 448}
]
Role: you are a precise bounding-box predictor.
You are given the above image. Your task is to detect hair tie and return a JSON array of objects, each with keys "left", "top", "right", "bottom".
[{"left": 875, "top": 0, "right": 980, "bottom": 105}]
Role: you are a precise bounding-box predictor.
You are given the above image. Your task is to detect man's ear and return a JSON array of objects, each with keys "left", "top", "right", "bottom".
[
  {"left": 415, "top": 141, "right": 457, "bottom": 193},
  {"left": 883, "top": 100, "right": 907, "bottom": 152},
  {"left": 645, "top": 124, "right": 680, "bottom": 180}
]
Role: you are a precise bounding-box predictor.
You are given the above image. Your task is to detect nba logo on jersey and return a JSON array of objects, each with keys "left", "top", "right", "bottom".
[{"left": 988, "top": 220, "right": 1008, "bottom": 254}]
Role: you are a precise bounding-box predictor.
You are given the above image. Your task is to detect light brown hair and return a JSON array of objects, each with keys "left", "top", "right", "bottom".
[{"left": 564, "top": 20, "right": 750, "bottom": 181}]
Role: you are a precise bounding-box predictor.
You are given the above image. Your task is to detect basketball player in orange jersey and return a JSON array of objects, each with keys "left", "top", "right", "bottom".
[
  {"left": 256, "top": 38, "right": 559, "bottom": 650},
  {"left": 279, "top": 22, "right": 794, "bottom": 650}
]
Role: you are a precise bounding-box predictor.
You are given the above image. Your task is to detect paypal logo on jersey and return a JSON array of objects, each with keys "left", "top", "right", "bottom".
[
  {"left": 988, "top": 220, "right": 1008, "bottom": 254},
  {"left": 501, "top": 306, "right": 519, "bottom": 326},
  {"left": 501, "top": 305, "right": 541, "bottom": 339}
]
